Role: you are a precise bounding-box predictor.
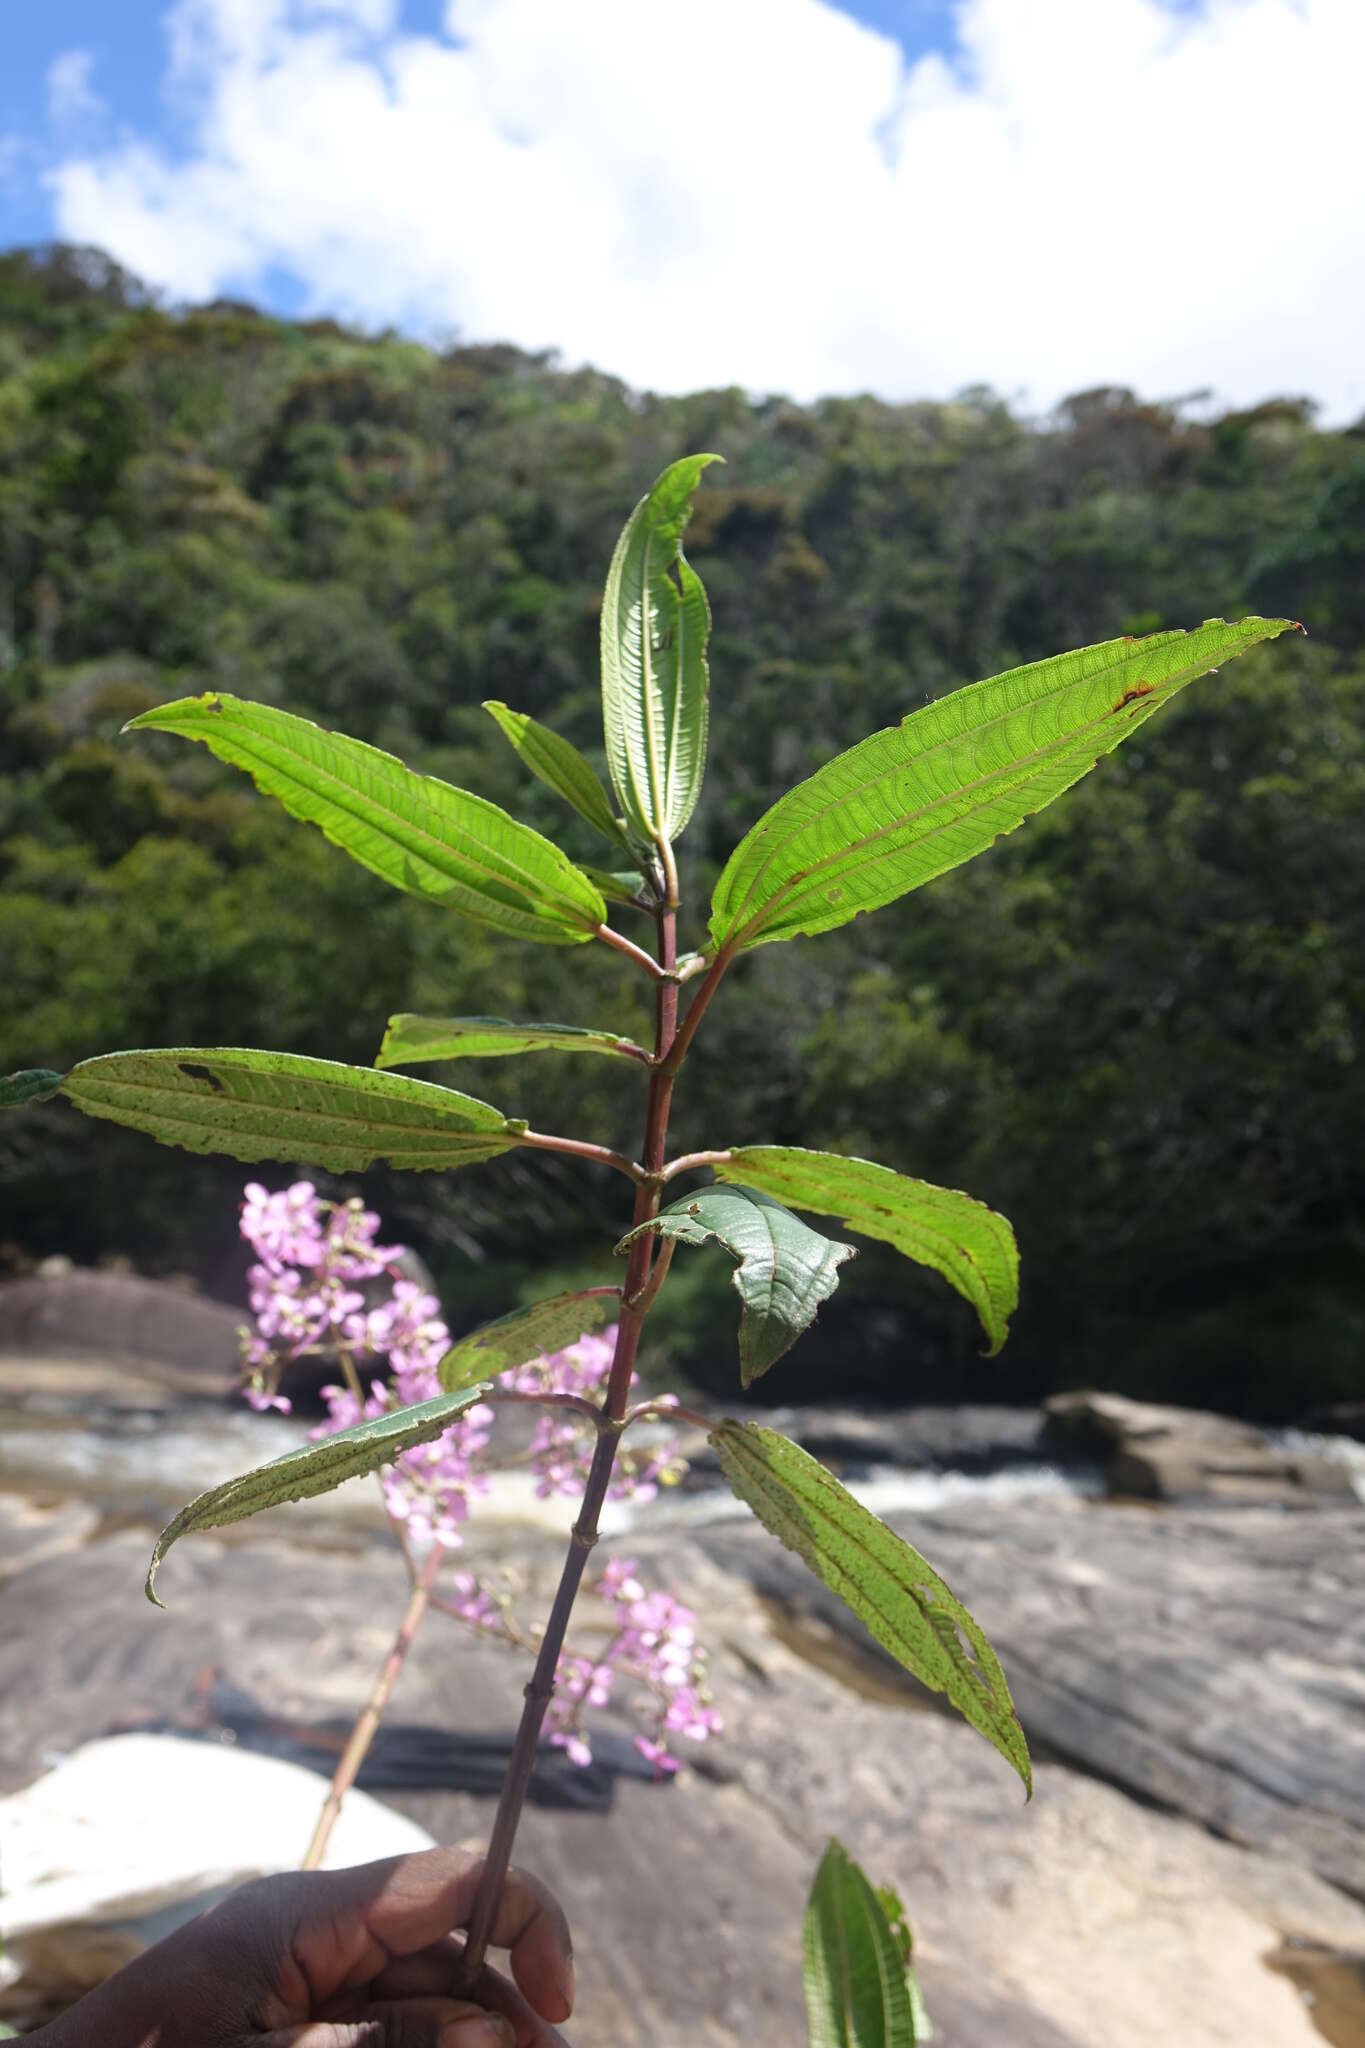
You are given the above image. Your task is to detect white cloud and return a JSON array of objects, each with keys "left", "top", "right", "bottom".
[
  {"left": 45, "top": 0, "right": 1365, "bottom": 420},
  {"left": 46, "top": 49, "right": 105, "bottom": 127}
]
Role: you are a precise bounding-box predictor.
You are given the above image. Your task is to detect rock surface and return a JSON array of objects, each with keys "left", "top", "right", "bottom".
[
  {"left": 3, "top": 1503, "right": 1364, "bottom": 2046},
  {"left": 0, "top": 1270, "right": 242, "bottom": 1391},
  {"left": 1044, "top": 1389, "right": 1358, "bottom": 1504}
]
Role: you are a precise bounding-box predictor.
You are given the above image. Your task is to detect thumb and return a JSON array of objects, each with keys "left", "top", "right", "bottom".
[{"left": 257, "top": 2002, "right": 516, "bottom": 2048}]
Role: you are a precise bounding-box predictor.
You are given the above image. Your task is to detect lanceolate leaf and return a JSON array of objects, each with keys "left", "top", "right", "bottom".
[
  {"left": 0, "top": 1069, "right": 63, "bottom": 1107},
  {"left": 618, "top": 1185, "right": 854, "bottom": 1385},
  {"left": 803, "top": 1840, "right": 917, "bottom": 2048},
  {"left": 145, "top": 1386, "right": 491, "bottom": 1605},
  {"left": 713, "top": 1423, "right": 1031, "bottom": 1792},
  {"left": 484, "top": 700, "right": 631, "bottom": 851},
  {"left": 126, "top": 694, "right": 606, "bottom": 945},
  {"left": 710, "top": 618, "right": 1302, "bottom": 952},
  {"left": 38, "top": 1048, "right": 525, "bottom": 1171},
  {"left": 600, "top": 453, "right": 721, "bottom": 847},
  {"left": 438, "top": 1289, "right": 619, "bottom": 1393},
  {"left": 716, "top": 1148, "right": 1017, "bottom": 1355},
  {"left": 377, "top": 1015, "right": 649, "bottom": 1069}
]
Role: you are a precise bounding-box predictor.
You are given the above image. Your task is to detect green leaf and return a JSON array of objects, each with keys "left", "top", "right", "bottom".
[
  {"left": 49, "top": 1048, "right": 526, "bottom": 1171},
  {"left": 873, "top": 1886, "right": 933, "bottom": 2041},
  {"left": 600, "top": 453, "right": 722, "bottom": 848},
  {"left": 145, "top": 1386, "right": 491, "bottom": 1605},
  {"left": 710, "top": 618, "right": 1302, "bottom": 952},
  {"left": 438, "top": 1288, "right": 619, "bottom": 1393},
  {"left": 582, "top": 864, "right": 649, "bottom": 906},
  {"left": 713, "top": 1423, "right": 1031, "bottom": 1792},
  {"left": 803, "top": 1840, "right": 917, "bottom": 2048},
  {"left": 484, "top": 699, "right": 632, "bottom": 851},
  {"left": 618, "top": 1185, "right": 854, "bottom": 1386},
  {"left": 126, "top": 693, "right": 606, "bottom": 945},
  {"left": 377, "top": 1014, "right": 649, "bottom": 1070},
  {"left": 0, "top": 1068, "right": 64, "bottom": 1107},
  {"left": 716, "top": 1147, "right": 1017, "bottom": 1356}
]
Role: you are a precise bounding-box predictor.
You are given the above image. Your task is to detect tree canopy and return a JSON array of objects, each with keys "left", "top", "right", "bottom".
[{"left": 2, "top": 244, "right": 1361, "bottom": 1415}]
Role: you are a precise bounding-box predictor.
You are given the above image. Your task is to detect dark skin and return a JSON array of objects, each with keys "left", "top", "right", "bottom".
[{"left": 27, "top": 1847, "right": 574, "bottom": 2048}]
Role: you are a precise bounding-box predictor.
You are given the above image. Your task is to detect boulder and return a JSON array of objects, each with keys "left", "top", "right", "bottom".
[
  {"left": 0, "top": 1270, "right": 242, "bottom": 1393},
  {"left": 1043, "top": 1390, "right": 1357, "bottom": 1504}
]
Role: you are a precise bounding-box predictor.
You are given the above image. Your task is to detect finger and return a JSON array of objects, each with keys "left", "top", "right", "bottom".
[
  {"left": 258, "top": 1999, "right": 515, "bottom": 2047},
  {"left": 283, "top": 1850, "right": 573, "bottom": 2024},
  {"left": 480, "top": 1862, "right": 575, "bottom": 2024},
  {"left": 359, "top": 1949, "right": 572, "bottom": 2048}
]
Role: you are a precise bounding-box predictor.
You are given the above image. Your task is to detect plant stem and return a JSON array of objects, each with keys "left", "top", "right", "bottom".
[
  {"left": 302, "top": 1541, "right": 443, "bottom": 1871},
  {"left": 459, "top": 902, "right": 682, "bottom": 1979},
  {"left": 593, "top": 921, "right": 667, "bottom": 981},
  {"left": 515, "top": 1127, "right": 643, "bottom": 1181}
]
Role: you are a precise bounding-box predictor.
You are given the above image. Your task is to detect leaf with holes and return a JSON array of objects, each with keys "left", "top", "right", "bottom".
[
  {"left": 710, "top": 618, "right": 1302, "bottom": 952},
  {"left": 145, "top": 1386, "right": 492, "bottom": 1605},
  {"left": 803, "top": 1840, "right": 918, "bottom": 2047},
  {"left": 600, "top": 453, "right": 721, "bottom": 848},
  {"left": 713, "top": 1422, "right": 1031, "bottom": 1791},
  {"left": 715, "top": 1147, "right": 1017, "bottom": 1355},
  {"left": 484, "top": 700, "right": 631, "bottom": 851},
  {"left": 126, "top": 693, "right": 606, "bottom": 944},
  {"left": 618, "top": 1184, "right": 854, "bottom": 1384},
  {"left": 438, "top": 1289, "right": 619, "bottom": 1393},
  {"left": 377, "top": 1015, "right": 648, "bottom": 1069},
  {"left": 41, "top": 1048, "right": 525, "bottom": 1171}
]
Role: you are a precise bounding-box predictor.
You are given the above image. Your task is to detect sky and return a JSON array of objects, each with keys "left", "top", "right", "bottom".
[{"left": 1, "top": 0, "right": 1362, "bottom": 422}]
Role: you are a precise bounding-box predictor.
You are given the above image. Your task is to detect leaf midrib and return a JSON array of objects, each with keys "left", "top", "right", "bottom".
[
  {"left": 723, "top": 1432, "right": 1003, "bottom": 1710},
  {"left": 171, "top": 708, "right": 600, "bottom": 930},
  {"left": 718, "top": 632, "right": 1242, "bottom": 942}
]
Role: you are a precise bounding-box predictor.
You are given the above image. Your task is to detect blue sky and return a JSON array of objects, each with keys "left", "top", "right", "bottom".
[{"left": 2, "top": 1, "right": 1362, "bottom": 421}]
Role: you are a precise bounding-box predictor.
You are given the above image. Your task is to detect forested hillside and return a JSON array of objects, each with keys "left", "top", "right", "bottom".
[{"left": 2, "top": 244, "right": 1361, "bottom": 1414}]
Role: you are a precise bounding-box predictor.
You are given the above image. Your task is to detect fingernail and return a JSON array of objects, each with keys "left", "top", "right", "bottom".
[{"left": 442, "top": 2017, "right": 514, "bottom": 2048}]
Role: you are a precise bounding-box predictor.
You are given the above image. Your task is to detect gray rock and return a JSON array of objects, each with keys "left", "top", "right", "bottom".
[
  {"left": 1043, "top": 1390, "right": 1355, "bottom": 1504},
  {"left": 0, "top": 1270, "right": 243, "bottom": 1390}
]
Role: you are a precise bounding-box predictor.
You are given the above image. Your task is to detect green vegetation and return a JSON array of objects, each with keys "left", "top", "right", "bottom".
[{"left": 2, "top": 244, "right": 1361, "bottom": 1414}]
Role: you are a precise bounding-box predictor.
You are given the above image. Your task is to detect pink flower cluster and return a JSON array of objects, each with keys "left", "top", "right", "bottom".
[
  {"left": 549, "top": 1559, "right": 722, "bottom": 1776},
  {"left": 238, "top": 1181, "right": 718, "bottom": 1776},
  {"left": 502, "top": 1334, "right": 688, "bottom": 1503}
]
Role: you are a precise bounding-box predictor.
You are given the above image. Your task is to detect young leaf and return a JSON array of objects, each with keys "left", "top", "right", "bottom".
[
  {"left": 713, "top": 1422, "right": 1031, "bottom": 1792},
  {"left": 38, "top": 1048, "right": 525, "bottom": 1171},
  {"left": 803, "top": 1840, "right": 917, "bottom": 2048},
  {"left": 0, "top": 1069, "right": 63, "bottom": 1107},
  {"left": 709, "top": 617, "right": 1302, "bottom": 952},
  {"left": 145, "top": 1385, "right": 491, "bottom": 1605},
  {"left": 126, "top": 694, "right": 607, "bottom": 945},
  {"left": 438, "top": 1289, "right": 619, "bottom": 1393},
  {"left": 600, "top": 453, "right": 721, "bottom": 849},
  {"left": 484, "top": 700, "right": 632, "bottom": 851},
  {"left": 582, "top": 864, "right": 649, "bottom": 906},
  {"left": 618, "top": 1185, "right": 854, "bottom": 1385},
  {"left": 714, "top": 1147, "right": 1017, "bottom": 1355},
  {"left": 377, "top": 1015, "right": 649, "bottom": 1069}
]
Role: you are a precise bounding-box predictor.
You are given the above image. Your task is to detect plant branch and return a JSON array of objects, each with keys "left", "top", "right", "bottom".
[
  {"left": 515, "top": 1127, "right": 643, "bottom": 1181},
  {"left": 661, "top": 1148, "right": 732, "bottom": 1183},
  {"left": 302, "top": 1541, "right": 443, "bottom": 1871},
  {"left": 625, "top": 1234, "right": 675, "bottom": 1314},
  {"left": 593, "top": 921, "right": 667, "bottom": 981},
  {"left": 483, "top": 1389, "right": 608, "bottom": 1428},
  {"left": 623, "top": 1397, "right": 713, "bottom": 1433},
  {"left": 658, "top": 944, "right": 732, "bottom": 1077}
]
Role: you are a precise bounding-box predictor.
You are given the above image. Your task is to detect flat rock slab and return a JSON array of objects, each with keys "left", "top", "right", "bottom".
[
  {"left": 3, "top": 1521, "right": 1364, "bottom": 2046},
  {"left": 1043, "top": 1389, "right": 1358, "bottom": 1504},
  {"left": 699, "top": 1491, "right": 1365, "bottom": 1900},
  {"left": 0, "top": 1270, "right": 242, "bottom": 1389}
]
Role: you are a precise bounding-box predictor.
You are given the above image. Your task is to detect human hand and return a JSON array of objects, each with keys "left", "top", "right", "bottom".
[{"left": 33, "top": 1845, "right": 574, "bottom": 2047}]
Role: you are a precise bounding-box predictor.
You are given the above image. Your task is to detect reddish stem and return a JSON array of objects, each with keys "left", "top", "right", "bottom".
[{"left": 459, "top": 902, "right": 682, "bottom": 1978}]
